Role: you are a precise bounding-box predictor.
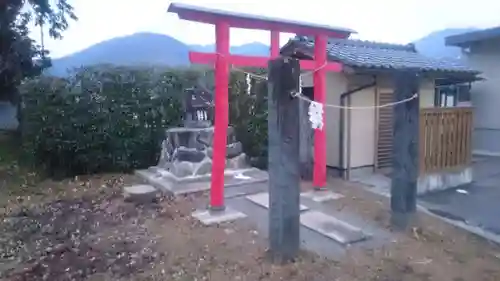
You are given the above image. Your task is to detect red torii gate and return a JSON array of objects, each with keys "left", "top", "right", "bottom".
[{"left": 168, "top": 3, "right": 355, "bottom": 210}]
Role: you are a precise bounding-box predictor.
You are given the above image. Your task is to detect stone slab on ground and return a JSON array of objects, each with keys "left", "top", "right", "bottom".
[
  {"left": 228, "top": 194, "right": 391, "bottom": 260},
  {"left": 191, "top": 207, "right": 247, "bottom": 225},
  {"left": 300, "top": 211, "right": 370, "bottom": 245},
  {"left": 301, "top": 190, "right": 344, "bottom": 202},
  {"left": 123, "top": 184, "right": 158, "bottom": 203},
  {"left": 246, "top": 192, "right": 309, "bottom": 211},
  {"left": 135, "top": 168, "right": 268, "bottom": 195},
  {"left": 224, "top": 182, "right": 269, "bottom": 199}
]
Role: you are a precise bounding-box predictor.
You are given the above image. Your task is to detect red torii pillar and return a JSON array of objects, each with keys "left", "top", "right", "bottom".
[{"left": 168, "top": 3, "right": 353, "bottom": 210}]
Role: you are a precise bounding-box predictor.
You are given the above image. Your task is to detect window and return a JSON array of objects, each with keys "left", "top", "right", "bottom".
[
  {"left": 457, "top": 84, "right": 472, "bottom": 103},
  {"left": 434, "top": 83, "right": 471, "bottom": 107}
]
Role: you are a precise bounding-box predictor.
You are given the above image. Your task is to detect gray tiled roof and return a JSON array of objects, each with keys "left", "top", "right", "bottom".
[
  {"left": 291, "top": 37, "right": 478, "bottom": 74},
  {"left": 446, "top": 26, "right": 500, "bottom": 47}
]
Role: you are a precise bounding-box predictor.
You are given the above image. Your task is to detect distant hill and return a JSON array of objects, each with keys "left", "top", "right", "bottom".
[
  {"left": 49, "top": 33, "right": 190, "bottom": 76},
  {"left": 413, "top": 28, "right": 478, "bottom": 59},
  {"left": 48, "top": 28, "right": 478, "bottom": 76},
  {"left": 191, "top": 42, "right": 270, "bottom": 56},
  {"left": 48, "top": 33, "right": 270, "bottom": 76}
]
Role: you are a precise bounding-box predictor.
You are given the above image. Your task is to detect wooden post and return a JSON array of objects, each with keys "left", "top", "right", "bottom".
[
  {"left": 391, "top": 70, "right": 419, "bottom": 228},
  {"left": 267, "top": 57, "right": 301, "bottom": 263},
  {"left": 299, "top": 87, "right": 314, "bottom": 180}
]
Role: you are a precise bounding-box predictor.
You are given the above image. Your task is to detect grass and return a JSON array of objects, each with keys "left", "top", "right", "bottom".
[
  {"left": 0, "top": 131, "right": 20, "bottom": 163},
  {"left": 0, "top": 131, "right": 44, "bottom": 207}
]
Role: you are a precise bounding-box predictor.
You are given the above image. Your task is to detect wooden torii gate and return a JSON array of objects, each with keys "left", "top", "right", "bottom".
[{"left": 168, "top": 3, "right": 354, "bottom": 210}]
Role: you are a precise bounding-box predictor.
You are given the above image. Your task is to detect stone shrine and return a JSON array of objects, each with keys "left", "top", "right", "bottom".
[
  {"left": 136, "top": 88, "right": 268, "bottom": 195},
  {"left": 157, "top": 126, "right": 249, "bottom": 177}
]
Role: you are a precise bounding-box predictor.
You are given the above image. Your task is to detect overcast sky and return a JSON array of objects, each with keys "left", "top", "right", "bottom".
[{"left": 32, "top": 0, "right": 499, "bottom": 58}]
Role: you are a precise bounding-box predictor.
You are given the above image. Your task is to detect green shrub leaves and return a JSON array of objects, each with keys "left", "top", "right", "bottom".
[{"left": 19, "top": 66, "right": 268, "bottom": 178}]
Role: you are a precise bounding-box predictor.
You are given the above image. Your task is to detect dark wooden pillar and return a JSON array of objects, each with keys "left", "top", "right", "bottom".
[
  {"left": 299, "top": 87, "right": 314, "bottom": 180},
  {"left": 267, "top": 57, "right": 301, "bottom": 263},
  {"left": 391, "top": 70, "right": 419, "bottom": 229}
]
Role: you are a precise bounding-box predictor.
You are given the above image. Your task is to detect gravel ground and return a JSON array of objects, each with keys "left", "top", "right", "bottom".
[{"left": 0, "top": 174, "right": 499, "bottom": 281}]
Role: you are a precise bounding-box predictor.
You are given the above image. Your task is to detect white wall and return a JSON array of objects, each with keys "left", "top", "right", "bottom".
[
  {"left": 463, "top": 38, "right": 500, "bottom": 154},
  {"left": 304, "top": 73, "right": 435, "bottom": 169},
  {"left": 302, "top": 72, "right": 347, "bottom": 167}
]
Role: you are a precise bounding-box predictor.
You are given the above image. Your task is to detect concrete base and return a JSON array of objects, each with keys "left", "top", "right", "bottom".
[
  {"left": 417, "top": 167, "right": 473, "bottom": 194},
  {"left": 301, "top": 190, "right": 344, "bottom": 202},
  {"left": 135, "top": 167, "right": 268, "bottom": 195},
  {"left": 348, "top": 165, "right": 377, "bottom": 179},
  {"left": 191, "top": 207, "right": 247, "bottom": 225},
  {"left": 300, "top": 211, "right": 370, "bottom": 245},
  {"left": 246, "top": 192, "right": 309, "bottom": 211},
  {"left": 350, "top": 167, "right": 473, "bottom": 196},
  {"left": 473, "top": 150, "right": 500, "bottom": 157}
]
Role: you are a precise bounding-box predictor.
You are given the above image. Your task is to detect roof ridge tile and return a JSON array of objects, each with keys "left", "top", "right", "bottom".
[{"left": 288, "top": 36, "right": 478, "bottom": 74}]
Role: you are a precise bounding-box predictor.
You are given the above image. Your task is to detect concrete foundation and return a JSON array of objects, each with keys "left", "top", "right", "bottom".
[
  {"left": 417, "top": 167, "right": 473, "bottom": 194},
  {"left": 191, "top": 207, "right": 247, "bottom": 225},
  {"left": 136, "top": 167, "right": 268, "bottom": 195},
  {"left": 350, "top": 166, "right": 473, "bottom": 195}
]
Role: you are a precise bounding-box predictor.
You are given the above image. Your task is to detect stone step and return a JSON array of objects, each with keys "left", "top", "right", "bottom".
[
  {"left": 123, "top": 184, "right": 158, "bottom": 203},
  {"left": 300, "top": 211, "right": 370, "bottom": 245},
  {"left": 246, "top": 192, "right": 309, "bottom": 211}
]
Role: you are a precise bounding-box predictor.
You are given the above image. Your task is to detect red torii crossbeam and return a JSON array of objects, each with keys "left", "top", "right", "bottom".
[{"left": 168, "top": 3, "right": 355, "bottom": 210}]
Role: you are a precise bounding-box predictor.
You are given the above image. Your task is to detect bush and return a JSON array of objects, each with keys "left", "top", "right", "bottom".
[
  {"left": 193, "top": 69, "right": 269, "bottom": 167},
  {"left": 19, "top": 65, "right": 269, "bottom": 177},
  {"left": 227, "top": 71, "right": 268, "bottom": 169},
  {"left": 20, "top": 66, "right": 187, "bottom": 177}
]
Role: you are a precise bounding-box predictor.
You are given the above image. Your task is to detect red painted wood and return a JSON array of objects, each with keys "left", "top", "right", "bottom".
[
  {"left": 168, "top": 2, "right": 355, "bottom": 209},
  {"left": 270, "top": 31, "right": 280, "bottom": 57},
  {"left": 179, "top": 11, "right": 347, "bottom": 38},
  {"left": 169, "top": 4, "right": 353, "bottom": 39},
  {"left": 189, "top": 51, "right": 342, "bottom": 72},
  {"left": 313, "top": 35, "right": 328, "bottom": 189},
  {"left": 210, "top": 21, "right": 230, "bottom": 209}
]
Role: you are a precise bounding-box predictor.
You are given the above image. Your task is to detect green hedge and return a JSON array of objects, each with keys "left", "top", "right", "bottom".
[
  {"left": 228, "top": 71, "right": 268, "bottom": 169},
  {"left": 19, "top": 66, "right": 269, "bottom": 177}
]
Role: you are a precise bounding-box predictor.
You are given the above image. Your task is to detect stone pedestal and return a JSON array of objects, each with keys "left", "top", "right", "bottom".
[{"left": 136, "top": 126, "right": 268, "bottom": 195}]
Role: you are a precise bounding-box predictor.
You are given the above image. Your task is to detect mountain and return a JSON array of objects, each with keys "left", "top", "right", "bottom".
[
  {"left": 190, "top": 42, "right": 269, "bottom": 56},
  {"left": 49, "top": 28, "right": 478, "bottom": 76},
  {"left": 48, "top": 33, "right": 270, "bottom": 76},
  {"left": 413, "top": 28, "right": 478, "bottom": 59},
  {"left": 49, "top": 33, "right": 190, "bottom": 76}
]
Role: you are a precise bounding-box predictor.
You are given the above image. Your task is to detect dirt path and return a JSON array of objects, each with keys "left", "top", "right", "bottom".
[{"left": 1, "top": 174, "right": 499, "bottom": 280}]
